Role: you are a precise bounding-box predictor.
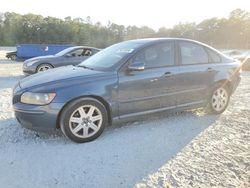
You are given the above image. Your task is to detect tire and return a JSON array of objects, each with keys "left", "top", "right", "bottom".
[
  {"left": 207, "top": 84, "right": 230, "bottom": 114},
  {"left": 10, "top": 54, "right": 16, "bottom": 61},
  {"left": 36, "top": 63, "right": 53, "bottom": 73},
  {"left": 59, "top": 98, "right": 108, "bottom": 143}
]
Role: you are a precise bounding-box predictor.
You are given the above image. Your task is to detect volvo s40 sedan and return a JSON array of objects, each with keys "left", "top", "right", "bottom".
[{"left": 13, "top": 38, "right": 241, "bottom": 143}]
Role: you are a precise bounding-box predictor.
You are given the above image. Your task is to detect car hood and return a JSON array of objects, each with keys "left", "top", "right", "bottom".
[
  {"left": 20, "top": 66, "right": 109, "bottom": 89},
  {"left": 25, "top": 55, "right": 56, "bottom": 62}
]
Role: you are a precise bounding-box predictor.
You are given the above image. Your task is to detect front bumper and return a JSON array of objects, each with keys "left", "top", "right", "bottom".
[
  {"left": 23, "top": 64, "right": 37, "bottom": 75},
  {"left": 13, "top": 102, "right": 64, "bottom": 132}
]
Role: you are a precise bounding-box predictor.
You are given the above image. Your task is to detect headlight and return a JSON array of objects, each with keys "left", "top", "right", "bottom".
[
  {"left": 21, "top": 92, "right": 56, "bottom": 105},
  {"left": 25, "top": 60, "right": 39, "bottom": 67}
]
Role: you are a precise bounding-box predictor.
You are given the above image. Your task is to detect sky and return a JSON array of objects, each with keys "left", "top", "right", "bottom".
[{"left": 1, "top": 0, "right": 250, "bottom": 30}]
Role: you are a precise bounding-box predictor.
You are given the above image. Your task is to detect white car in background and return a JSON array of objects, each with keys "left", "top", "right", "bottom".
[{"left": 223, "top": 50, "right": 250, "bottom": 70}]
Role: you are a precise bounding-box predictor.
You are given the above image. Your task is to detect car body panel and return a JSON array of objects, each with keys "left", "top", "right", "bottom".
[
  {"left": 175, "top": 64, "right": 216, "bottom": 105},
  {"left": 20, "top": 66, "right": 107, "bottom": 89},
  {"left": 14, "top": 66, "right": 119, "bottom": 131},
  {"left": 14, "top": 102, "right": 64, "bottom": 131},
  {"left": 118, "top": 66, "right": 179, "bottom": 116}
]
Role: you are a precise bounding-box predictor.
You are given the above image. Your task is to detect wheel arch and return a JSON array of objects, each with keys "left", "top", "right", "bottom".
[
  {"left": 213, "top": 79, "right": 233, "bottom": 95},
  {"left": 56, "top": 95, "right": 112, "bottom": 129}
]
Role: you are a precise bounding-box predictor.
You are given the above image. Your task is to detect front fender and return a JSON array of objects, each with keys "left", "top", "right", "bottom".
[{"left": 31, "top": 74, "right": 119, "bottom": 117}]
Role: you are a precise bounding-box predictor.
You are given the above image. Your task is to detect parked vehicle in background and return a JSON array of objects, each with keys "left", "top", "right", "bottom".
[
  {"left": 223, "top": 50, "right": 242, "bottom": 57},
  {"left": 223, "top": 50, "right": 250, "bottom": 70},
  {"left": 9, "top": 44, "right": 74, "bottom": 61},
  {"left": 13, "top": 38, "right": 241, "bottom": 143},
  {"left": 6, "top": 51, "right": 17, "bottom": 60},
  {"left": 22, "top": 46, "right": 100, "bottom": 75}
]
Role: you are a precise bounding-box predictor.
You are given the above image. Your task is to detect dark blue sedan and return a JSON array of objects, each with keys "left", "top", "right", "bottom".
[{"left": 13, "top": 38, "right": 241, "bottom": 143}]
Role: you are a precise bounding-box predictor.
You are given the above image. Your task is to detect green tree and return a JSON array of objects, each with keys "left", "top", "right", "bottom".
[{"left": 0, "top": 9, "right": 250, "bottom": 49}]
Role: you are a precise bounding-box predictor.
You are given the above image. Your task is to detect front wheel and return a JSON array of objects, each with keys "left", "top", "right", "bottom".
[
  {"left": 36, "top": 64, "right": 53, "bottom": 73},
  {"left": 10, "top": 54, "right": 17, "bottom": 61},
  {"left": 59, "top": 98, "right": 108, "bottom": 143},
  {"left": 207, "top": 85, "right": 230, "bottom": 114}
]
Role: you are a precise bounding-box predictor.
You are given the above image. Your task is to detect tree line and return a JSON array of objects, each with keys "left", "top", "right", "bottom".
[{"left": 0, "top": 9, "right": 249, "bottom": 49}]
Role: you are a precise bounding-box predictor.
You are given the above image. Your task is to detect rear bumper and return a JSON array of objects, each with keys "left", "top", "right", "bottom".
[
  {"left": 13, "top": 102, "right": 64, "bottom": 132},
  {"left": 231, "top": 75, "right": 241, "bottom": 94}
]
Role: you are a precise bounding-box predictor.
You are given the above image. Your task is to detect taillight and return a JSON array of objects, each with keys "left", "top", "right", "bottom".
[
  {"left": 234, "top": 59, "right": 243, "bottom": 73},
  {"left": 239, "top": 67, "right": 242, "bottom": 73}
]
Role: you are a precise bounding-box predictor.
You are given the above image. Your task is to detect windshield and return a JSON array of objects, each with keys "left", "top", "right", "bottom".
[
  {"left": 55, "top": 47, "right": 77, "bottom": 56},
  {"left": 78, "top": 41, "right": 143, "bottom": 70}
]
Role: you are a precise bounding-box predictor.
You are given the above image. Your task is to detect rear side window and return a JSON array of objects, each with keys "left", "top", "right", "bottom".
[
  {"left": 206, "top": 48, "right": 221, "bottom": 63},
  {"left": 82, "top": 49, "right": 93, "bottom": 56},
  {"left": 131, "top": 42, "right": 175, "bottom": 68},
  {"left": 180, "top": 42, "right": 209, "bottom": 65},
  {"left": 91, "top": 49, "right": 100, "bottom": 55}
]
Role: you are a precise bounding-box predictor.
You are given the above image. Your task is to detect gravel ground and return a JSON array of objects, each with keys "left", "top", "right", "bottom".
[
  {"left": 136, "top": 73, "right": 250, "bottom": 188},
  {"left": 0, "top": 58, "right": 249, "bottom": 188}
]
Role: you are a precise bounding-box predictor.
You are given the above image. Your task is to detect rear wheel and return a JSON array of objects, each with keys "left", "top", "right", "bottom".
[
  {"left": 207, "top": 84, "right": 230, "bottom": 114},
  {"left": 60, "top": 98, "right": 108, "bottom": 143},
  {"left": 36, "top": 64, "right": 53, "bottom": 73}
]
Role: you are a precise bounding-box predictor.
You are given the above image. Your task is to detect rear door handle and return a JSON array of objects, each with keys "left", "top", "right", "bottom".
[
  {"left": 207, "top": 67, "right": 214, "bottom": 72},
  {"left": 164, "top": 72, "right": 172, "bottom": 77}
]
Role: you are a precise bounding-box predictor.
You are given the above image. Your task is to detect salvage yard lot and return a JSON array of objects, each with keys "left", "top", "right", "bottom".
[{"left": 0, "top": 59, "right": 249, "bottom": 188}]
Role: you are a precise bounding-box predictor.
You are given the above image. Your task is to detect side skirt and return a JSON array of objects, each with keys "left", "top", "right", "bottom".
[{"left": 112, "top": 100, "right": 206, "bottom": 124}]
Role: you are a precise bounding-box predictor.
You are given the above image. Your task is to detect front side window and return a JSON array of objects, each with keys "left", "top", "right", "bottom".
[
  {"left": 131, "top": 42, "right": 174, "bottom": 68},
  {"left": 68, "top": 49, "right": 84, "bottom": 57},
  {"left": 180, "top": 42, "right": 209, "bottom": 65}
]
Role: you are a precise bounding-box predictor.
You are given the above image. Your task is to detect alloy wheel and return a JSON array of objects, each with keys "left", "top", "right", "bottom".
[
  {"left": 69, "top": 105, "right": 103, "bottom": 138},
  {"left": 37, "top": 64, "right": 52, "bottom": 72},
  {"left": 211, "top": 87, "right": 229, "bottom": 112}
]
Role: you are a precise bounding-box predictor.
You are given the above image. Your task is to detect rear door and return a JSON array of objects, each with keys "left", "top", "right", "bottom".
[
  {"left": 118, "top": 41, "right": 179, "bottom": 117},
  {"left": 175, "top": 41, "right": 216, "bottom": 106}
]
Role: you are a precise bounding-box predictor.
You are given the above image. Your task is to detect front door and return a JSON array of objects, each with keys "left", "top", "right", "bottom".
[{"left": 118, "top": 42, "right": 179, "bottom": 117}]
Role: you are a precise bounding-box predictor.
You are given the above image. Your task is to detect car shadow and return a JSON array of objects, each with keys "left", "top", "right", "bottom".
[{"left": 0, "top": 110, "right": 219, "bottom": 188}]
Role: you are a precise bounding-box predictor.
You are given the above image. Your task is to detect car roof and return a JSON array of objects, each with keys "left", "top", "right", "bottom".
[
  {"left": 125, "top": 38, "right": 222, "bottom": 53},
  {"left": 128, "top": 37, "right": 199, "bottom": 43},
  {"left": 68, "top": 46, "right": 101, "bottom": 51},
  {"left": 125, "top": 38, "right": 214, "bottom": 48}
]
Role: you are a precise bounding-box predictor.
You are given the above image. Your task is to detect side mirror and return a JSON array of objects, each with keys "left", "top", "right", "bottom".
[
  {"left": 65, "top": 54, "right": 72, "bottom": 58},
  {"left": 128, "top": 62, "right": 145, "bottom": 71}
]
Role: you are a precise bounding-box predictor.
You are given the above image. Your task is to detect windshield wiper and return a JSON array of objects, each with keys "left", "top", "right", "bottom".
[{"left": 78, "top": 65, "right": 94, "bottom": 70}]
